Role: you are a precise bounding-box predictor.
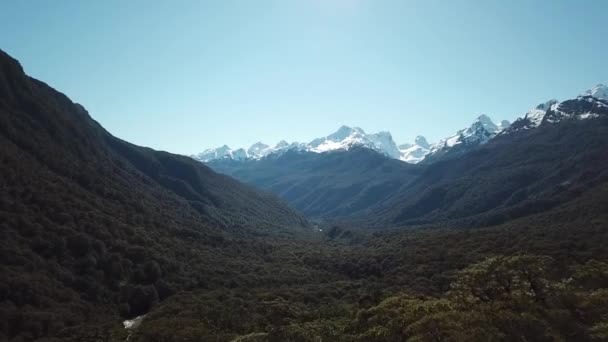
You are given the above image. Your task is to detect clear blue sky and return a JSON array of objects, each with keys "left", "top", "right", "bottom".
[{"left": 1, "top": 0, "right": 607, "bottom": 153}]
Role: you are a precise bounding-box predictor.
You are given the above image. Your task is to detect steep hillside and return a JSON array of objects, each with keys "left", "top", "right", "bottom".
[
  {"left": 377, "top": 115, "right": 608, "bottom": 227},
  {"left": 0, "top": 49, "right": 308, "bottom": 339}
]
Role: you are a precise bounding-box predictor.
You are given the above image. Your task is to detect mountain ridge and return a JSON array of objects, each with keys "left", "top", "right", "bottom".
[
  {"left": 193, "top": 115, "right": 510, "bottom": 165},
  {"left": 194, "top": 84, "right": 606, "bottom": 166},
  {"left": 0, "top": 48, "right": 311, "bottom": 337},
  {"left": 208, "top": 85, "right": 608, "bottom": 225}
]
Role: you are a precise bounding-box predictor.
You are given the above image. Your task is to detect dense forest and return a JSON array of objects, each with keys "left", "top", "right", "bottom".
[{"left": 2, "top": 47, "right": 608, "bottom": 342}]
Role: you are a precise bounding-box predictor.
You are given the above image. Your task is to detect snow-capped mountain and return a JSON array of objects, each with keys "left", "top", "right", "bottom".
[
  {"left": 583, "top": 83, "right": 608, "bottom": 101},
  {"left": 194, "top": 145, "right": 249, "bottom": 162},
  {"left": 523, "top": 99, "right": 560, "bottom": 128},
  {"left": 427, "top": 115, "right": 510, "bottom": 159},
  {"left": 193, "top": 117, "right": 511, "bottom": 165},
  {"left": 247, "top": 142, "right": 270, "bottom": 158},
  {"left": 398, "top": 136, "right": 431, "bottom": 163},
  {"left": 193, "top": 140, "right": 301, "bottom": 162},
  {"left": 193, "top": 84, "right": 606, "bottom": 165},
  {"left": 507, "top": 84, "right": 608, "bottom": 132},
  {"left": 308, "top": 126, "right": 401, "bottom": 158},
  {"left": 193, "top": 126, "right": 404, "bottom": 163}
]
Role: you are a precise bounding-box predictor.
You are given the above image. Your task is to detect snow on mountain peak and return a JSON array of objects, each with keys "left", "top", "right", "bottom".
[
  {"left": 518, "top": 99, "right": 560, "bottom": 128},
  {"left": 398, "top": 135, "right": 433, "bottom": 164},
  {"left": 414, "top": 136, "right": 430, "bottom": 149},
  {"left": 536, "top": 99, "right": 560, "bottom": 110},
  {"left": 324, "top": 125, "right": 364, "bottom": 141},
  {"left": 308, "top": 126, "right": 400, "bottom": 158},
  {"left": 507, "top": 84, "right": 606, "bottom": 134},
  {"left": 247, "top": 142, "right": 270, "bottom": 157},
  {"left": 476, "top": 114, "right": 493, "bottom": 124},
  {"left": 245, "top": 142, "right": 272, "bottom": 159},
  {"left": 429, "top": 114, "right": 507, "bottom": 156},
  {"left": 581, "top": 84, "right": 608, "bottom": 101},
  {"left": 275, "top": 140, "right": 290, "bottom": 148},
  {"left": 195, "top": 84, "right": 606, "bottom": 165},
  {"left": 473, "top": 114, "right": 500, "bottom": 133},
  {"left": 193, "top": 144, "right": 248, "bottom": 162},
  {"left": 367, "top": 131, "right": 401, "bottom": 159}
]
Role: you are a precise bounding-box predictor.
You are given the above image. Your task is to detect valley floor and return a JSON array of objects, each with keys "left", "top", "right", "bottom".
[{"left": 75, "top": 189, "right": 608, "bottom": 341}]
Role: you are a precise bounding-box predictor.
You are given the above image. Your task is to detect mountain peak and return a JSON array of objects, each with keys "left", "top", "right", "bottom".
[
  {"left": 536, "top": 99, "right": 559, "bottom": 110},
  {"left": 250, "top": 141, "right": 268, "bottom": 148},
  {"left": 414, "top": 136, "right": 430, "bottom": 149},
  {"left": 582, "top": 83, "right": 608, "bottom": 101},
  {"left": 306, "top": 125, "right": 399, "bottom": 157},
  {"left": 328, "top": 125, "right": 365, "bottom": 140},
  {"left": 515, "top": 99, "right": 561, "bottom": 128},
  {"left": 476, "top": 114, "right": 493, "bottom": 122},
  {"left": 247, "top": 142, "right": 270, "bottom": 158},
  {"left": 472, "top": 114, "right": 499, "bottom": 133},
  {"left": 399, "top": 135, "right": 432, "bottom": 163}
]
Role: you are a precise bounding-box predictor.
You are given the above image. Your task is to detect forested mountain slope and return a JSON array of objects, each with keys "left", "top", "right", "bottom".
[
  {"left": 133, "top": 176, "right": 608, "bottom": 342},
  {"left": 376, "top": 115, "right": 608, "bottom": 227},
  {"left": 209, "top": 147, "right": 420, "bottom": 218},
  {"left": 0, "top": 49, "right": 308, "bottom": 340}
]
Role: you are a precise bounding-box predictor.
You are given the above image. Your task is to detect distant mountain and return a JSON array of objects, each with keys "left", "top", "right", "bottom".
[
  {"left": 424, "top": 115, "right": 510, "bottom": 163},
  {"left": 376, "top": 120, "right": 608, "bottom": 227},
  {"left": 193, "top": 115, "right": 516, "bottom": 165},
  {"left": 196, "top": 86, "right": 607, "bottom": 167},
  {"left": 208, "top": 85, "right": 608, "bottom": 226},
  {"left": 583, "top": 83, "right": 608, "bottom": 100},
  {"left": 193, "top": 125, "right": 406, "bottom": 162},
  {"left": 398, "top": 136, "right": 431, "bottom": 163},
  {"left": 369, "top": 85, "right": 608, "bottom": 226},
  {"left": 193, "top": 140, "right": 304, "bottom": 162},
  {"left": 208, "top": 147, "right": 420, "bottom": 218},
  {"left": 507, "top": 84, "right": 608, "bottom": 132},
  {"left": 307, "top": 125, "right": 401, "bottom": 158}
]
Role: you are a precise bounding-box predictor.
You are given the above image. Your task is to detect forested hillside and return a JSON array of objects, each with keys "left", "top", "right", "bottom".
[
  {"left": 2, "top": 48, "right": 608, "bottom": 342},
  {"left": 129, "top": 181, "right": 608, "bottom": 341},
  {"left": 375, "top": 116, "right": 608, "bottom": 227},
  {"left": 0, "top": 49, "right": 308, "bottom": 340}
]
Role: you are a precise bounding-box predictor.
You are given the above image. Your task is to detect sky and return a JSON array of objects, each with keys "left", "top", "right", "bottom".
[{"left": 1, "top": 0, "right": 607, "bottom": 154}]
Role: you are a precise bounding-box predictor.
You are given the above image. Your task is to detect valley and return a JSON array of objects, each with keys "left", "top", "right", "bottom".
[{"left": 1, "top": 47, "right": 608, "bottom": 342}]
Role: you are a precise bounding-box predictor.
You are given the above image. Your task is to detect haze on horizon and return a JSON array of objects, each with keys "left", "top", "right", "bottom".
[{"left": 1, "top": 0, "right": 607, "bottom": 154}]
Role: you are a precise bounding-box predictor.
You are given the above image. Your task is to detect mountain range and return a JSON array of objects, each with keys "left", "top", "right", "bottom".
[
  {"left": 207, "top": 84, "right": 608, "bottom": 224},
  {"left": 195, "top": 84, "right": 608, "bottom": 166},
  {"left": 193, "top": 115, "right": 512, "bottom": 164}
]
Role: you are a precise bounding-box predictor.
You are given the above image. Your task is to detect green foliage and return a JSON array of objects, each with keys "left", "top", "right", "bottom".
[{"left": 2, "top": 49, "right": 608, "bottom": 342}]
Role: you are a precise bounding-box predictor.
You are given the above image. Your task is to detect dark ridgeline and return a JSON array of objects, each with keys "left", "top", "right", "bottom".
[{"left": 2, "top": 48, "right": 608, "bottom": 341}]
